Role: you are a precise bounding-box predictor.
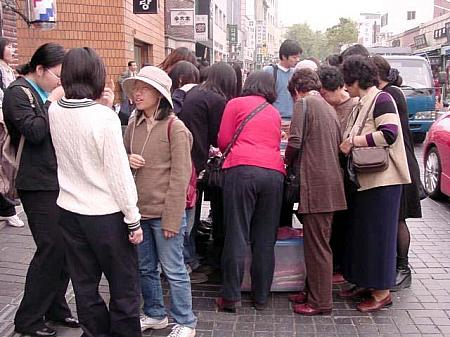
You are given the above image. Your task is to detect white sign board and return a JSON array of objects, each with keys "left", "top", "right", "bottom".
[
  {"left": 195, "top": 15, "right": 209, "bottom": 41},
  {"left": 170, "top": 9, "right": 194, "bottom": 26}
]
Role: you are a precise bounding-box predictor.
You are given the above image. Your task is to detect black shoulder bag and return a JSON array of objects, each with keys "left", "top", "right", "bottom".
[
  {"left": 283, "top": 98, "right": 308, "bottom": 204},
  {"left": 205, "top": 102, "right": 269, "bottom": 188}
]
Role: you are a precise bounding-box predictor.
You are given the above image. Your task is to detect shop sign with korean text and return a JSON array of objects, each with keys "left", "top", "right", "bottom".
[
  {"left": 133, "top": 0, "right": 157, "bottom": 14},
  {"left": 171, "top": 9, "right": 194, "bottom": 26},
  {"left": 195, "top": 15, "right": 208, "bottom": 41},
  {"left": 228, "top": 24, "right": 238, "bottom": 44}
]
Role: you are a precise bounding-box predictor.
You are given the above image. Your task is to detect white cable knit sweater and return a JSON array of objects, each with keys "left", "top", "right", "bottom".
[{"left": 48, "top": 98, "right": 140, "bottom": 228}]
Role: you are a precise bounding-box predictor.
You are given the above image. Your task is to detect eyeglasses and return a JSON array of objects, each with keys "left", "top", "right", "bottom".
[
  {"left": 46, "top": 68, "right": 61, "bottom": 80},
  {"left": 132, "top": 85, "right": 154, "bottom": 94}
]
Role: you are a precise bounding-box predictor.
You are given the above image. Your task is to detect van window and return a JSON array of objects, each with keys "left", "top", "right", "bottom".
[{"left": 386, "top": 59, "right": 433, "bottom": 89}]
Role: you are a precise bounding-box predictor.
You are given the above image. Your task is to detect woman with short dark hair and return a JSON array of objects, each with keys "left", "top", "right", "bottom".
[
  {"left": 216, "top": 71, "right": 285, "bottom": 312},
  {"left": 60, "top": 47, "right": 106, "bottom": 99},
  {"left": 372, "top": 54, "right": 423, "bottom": 291},
  {"left": 48, "top": 47, "right": 143, "bottom": 337},
  {"left": 286, "top": 68, "right": 347, "bottom": 316},
  {"left": 169, "top": 61, "right": 200, "bottom": 115},
  {"left": 339, "top": 55, "right": 411, "bottom": 312},
  {"left": 3, "top": 43, "right": 79, "bottom": 337}
]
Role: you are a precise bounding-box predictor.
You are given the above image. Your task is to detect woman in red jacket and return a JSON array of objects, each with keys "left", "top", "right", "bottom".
[{"left": 216, "top": 71, "right": 285, "bottom": 312}]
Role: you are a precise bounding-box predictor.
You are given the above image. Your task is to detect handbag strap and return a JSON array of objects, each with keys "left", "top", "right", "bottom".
[
  {"left": 222, "top": 101, "right": 269, "bottom": 159},
  {"left": 13, "top": 86, "right": 39, "bottom": 177},
  {"left": 167, "top": 115, "right": 176, "bottom": 142},
  {"left": 354, "top": 92, "right": 382, "bottom": 136}
]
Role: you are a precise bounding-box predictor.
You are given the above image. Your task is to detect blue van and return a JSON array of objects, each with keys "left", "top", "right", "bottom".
[{"left": 384, "top": 55, "right": 436, "bottom": 143}]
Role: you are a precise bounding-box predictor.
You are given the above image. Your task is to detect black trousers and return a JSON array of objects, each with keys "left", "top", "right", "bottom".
[
  {"left": 221, "top": 166, "right": 284, "bottom": 304},
  {"left": 210, "top": 187, "right": 224, "bottom": 268},
  {"left": 330, "top": 210, "right": 349, "bottom": 272},
  {"left": 59, "top": 209, "right": 141, "bottom": 337},
  {"left": 14, "top": 190, "right": 71, "bottom": 331},
  {"left": 0, "top": 193, "right": 16, "bottom": 217},
  {"left": 279, "top": 200, "right": 294, "bottom": 227}
]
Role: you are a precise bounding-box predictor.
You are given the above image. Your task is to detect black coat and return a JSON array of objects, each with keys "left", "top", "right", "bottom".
[
  {"left": 179, "top": 86, "right": 226, "bottom": 173},
  {"left": 383, "top": 84, "right": 422, "bottom": 219},
  {"left": 2, "top": 77, "right": 58, "bottom": 191}
]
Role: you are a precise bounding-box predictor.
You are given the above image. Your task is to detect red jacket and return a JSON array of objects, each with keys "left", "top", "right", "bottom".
[{"left": 218, "top": 96, "right": 286, "bottom": 175}]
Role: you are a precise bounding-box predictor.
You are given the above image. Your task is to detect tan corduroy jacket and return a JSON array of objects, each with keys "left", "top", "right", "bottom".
[
  {"left": 124, "top": 111, "right": 193, "bottom": 233},
  {"left": 344, "top": 87, "right": 411, "bottom": 191}
]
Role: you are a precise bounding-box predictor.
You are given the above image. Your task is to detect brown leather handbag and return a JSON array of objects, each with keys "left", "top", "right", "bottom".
[
  {"left": 350, "top": 93, "right": 390, "bottom": 173},
  {"left": 352, "top": 146, "right": 389, "bottom": 173}
]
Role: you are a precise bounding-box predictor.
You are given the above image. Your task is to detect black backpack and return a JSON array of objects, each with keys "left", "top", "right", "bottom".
[{"left": 271, "top": 64, "right": 278, "bottom": 89}]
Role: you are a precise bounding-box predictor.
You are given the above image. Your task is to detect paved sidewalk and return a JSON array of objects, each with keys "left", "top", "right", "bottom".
[{"left": 1, "top": 146, "right": 450, "bottom": 337}]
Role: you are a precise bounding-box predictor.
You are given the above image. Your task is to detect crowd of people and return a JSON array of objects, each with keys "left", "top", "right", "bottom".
[{"left": 0, "top": 37, "right": 424, "bottom": 337}]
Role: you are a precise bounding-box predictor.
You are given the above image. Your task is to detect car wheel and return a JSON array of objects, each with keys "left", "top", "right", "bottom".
[
  {"left": 424, "top": 147, "right": 445, "bottom": 200},
  {"left": 413, "top": 132, "right": 426, "bottom": 143}
]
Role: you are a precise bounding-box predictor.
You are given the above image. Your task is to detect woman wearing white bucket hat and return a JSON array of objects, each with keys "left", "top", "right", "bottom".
[{"left": 123, "top": 66, "right": 197, "bottom": 337}]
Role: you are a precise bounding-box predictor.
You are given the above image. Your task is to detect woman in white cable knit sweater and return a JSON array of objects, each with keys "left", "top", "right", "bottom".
[{"left": 48, "top": 47, "right": 143, "bottom": 337}]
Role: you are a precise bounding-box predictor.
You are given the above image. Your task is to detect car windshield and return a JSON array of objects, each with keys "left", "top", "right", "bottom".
[{"left": 386, "top": 59, "right": 433, "bottom": 89}]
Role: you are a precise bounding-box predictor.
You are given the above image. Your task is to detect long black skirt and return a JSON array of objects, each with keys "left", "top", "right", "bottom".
[{"left": 343, "top": 185, "right": 401, "bottom": 290}]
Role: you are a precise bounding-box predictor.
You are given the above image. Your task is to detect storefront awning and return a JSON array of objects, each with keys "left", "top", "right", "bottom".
[{"left": 413, "top": 45, "right": 441, "bottom": 56}]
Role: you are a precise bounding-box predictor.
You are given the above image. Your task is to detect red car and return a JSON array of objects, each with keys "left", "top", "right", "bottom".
[{"left": 424, "top": 112, "right": 450, "bottom": 199}]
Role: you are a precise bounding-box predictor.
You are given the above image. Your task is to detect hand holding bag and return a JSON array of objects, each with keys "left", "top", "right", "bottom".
[
  {"left": 205, "top": 101, "right": 269, "bottom": 188},
  {"left": 283, "top": 98, "right": 308, "bottom": 204},
  {"left": 350, "top": 93, "right": 390, "bottom": 174}
]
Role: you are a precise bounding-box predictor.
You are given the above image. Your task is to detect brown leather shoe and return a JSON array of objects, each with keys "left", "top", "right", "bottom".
[
  {"left": 337, "top": 286, "right": 371, "bottom": 299},
  {"left": 332, "top": 273, "right": 346, "bottom": 285},
  {"left": 288, "top": 291, "right": 307, "bottom": 304},
  {"left": 216, "top": 297, "right": 239, "bottom": 313},
  {"left": 293, "top": 303, "right": 332, "bottom": 316},
  {"left": 357, "top": 294, "right": 392, "bottom": 313}
]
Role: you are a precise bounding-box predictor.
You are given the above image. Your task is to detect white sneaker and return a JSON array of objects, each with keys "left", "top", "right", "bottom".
[
  {"left": 140, "top": 314, "right": 168, "bottom": 331},
  {"left": 4, "top": 215, "right": 24, "bottom": 227},
  {"left": 167, "top": 324, "right": 196, "bottom": 337}
]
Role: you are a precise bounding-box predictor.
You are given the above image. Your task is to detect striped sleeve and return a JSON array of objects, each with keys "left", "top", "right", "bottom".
[{"left": 365, "top": 92, "right": 399, "bottom": 147}]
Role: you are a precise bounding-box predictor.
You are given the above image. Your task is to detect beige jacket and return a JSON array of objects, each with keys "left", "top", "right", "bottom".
[
  {"left": 124, "top": 112, "right": 193, "bottom": 233},
  {"left": 344, "top": 87, "right": 411, "bottom": 191}
]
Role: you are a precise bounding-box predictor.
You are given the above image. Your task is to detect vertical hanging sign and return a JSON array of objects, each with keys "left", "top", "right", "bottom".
[
  {"left": 133, "top": 0, "right": 158, "bottom": 14},
  {"left": 195, "top": 15, "right": 209, "bottom": 41},
  {"left": 227, "top": 24, "right": 238, "bottom": 45}
]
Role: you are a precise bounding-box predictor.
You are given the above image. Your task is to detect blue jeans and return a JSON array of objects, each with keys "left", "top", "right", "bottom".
[
  {"left": 183, "top": 207, "right": 200, "bottom": 270},
  {"left": 138, "top": 216, "right": 197, "bottom": 328}
]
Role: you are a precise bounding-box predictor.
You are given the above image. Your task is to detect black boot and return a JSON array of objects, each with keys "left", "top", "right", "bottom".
[{"left": 391, "top": 256, "right": 411, "bottom": 292}]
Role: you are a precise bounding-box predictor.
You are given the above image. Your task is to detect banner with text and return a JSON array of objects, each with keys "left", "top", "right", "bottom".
[{"left": 133, "top": 0, "right": 157, "bottom": 14}]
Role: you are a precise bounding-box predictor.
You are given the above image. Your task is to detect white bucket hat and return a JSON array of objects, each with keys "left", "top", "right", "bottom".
[{"left": 123, "top": 66, "right": 173, "bottom": 108}]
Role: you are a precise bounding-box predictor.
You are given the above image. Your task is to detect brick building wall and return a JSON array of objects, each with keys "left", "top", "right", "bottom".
[{"left": 15, "top": 0, "right": 165, "bottom": 96}]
